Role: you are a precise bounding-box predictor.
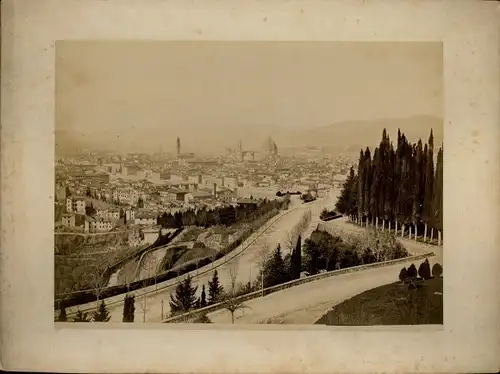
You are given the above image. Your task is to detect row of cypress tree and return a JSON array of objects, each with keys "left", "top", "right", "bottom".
[{"left": 335, "top": 128, "right": 443, "bottom": 242}]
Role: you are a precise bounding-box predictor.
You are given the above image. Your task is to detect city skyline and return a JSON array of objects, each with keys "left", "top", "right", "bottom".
[{"left": 55, "top": 41, "right": 443, "bottom": 155}]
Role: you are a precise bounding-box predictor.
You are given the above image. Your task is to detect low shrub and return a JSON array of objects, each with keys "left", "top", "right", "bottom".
[{"left": 432, "top": 263, "right": 443, "bottom": 278}]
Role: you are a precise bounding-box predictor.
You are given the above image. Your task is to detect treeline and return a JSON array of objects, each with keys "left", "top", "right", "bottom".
[
  {"left": 335, "top": 128, "right": 443, "bottom": 243},
  {"left": 157, "top": 198, "right": 289, "bottom": 228}
]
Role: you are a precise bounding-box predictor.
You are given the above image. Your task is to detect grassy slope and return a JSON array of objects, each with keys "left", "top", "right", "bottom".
[{"left": 315, "top": 277, "right": 443, "bottom": 325}]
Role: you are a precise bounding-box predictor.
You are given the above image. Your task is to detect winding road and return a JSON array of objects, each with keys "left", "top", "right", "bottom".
[
  {"left": 206, "top": 217, "right": 443, "bottom": 324},
  {"left": 64, "top": 191, "right": 338, "bottom": 322}
]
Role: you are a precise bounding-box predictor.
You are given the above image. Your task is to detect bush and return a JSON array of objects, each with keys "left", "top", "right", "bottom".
[
  {"left": 418, "top": 259, "right": 432, "bottom": 280},
  {"left": 432, "top": 263, "right": 443, "bottom": 278},
  {"left": 406, "top": 263, "right": 417, "bottom": 279},
  {"left": 398, "top": 267, "right": 407, "bottom": 282}
]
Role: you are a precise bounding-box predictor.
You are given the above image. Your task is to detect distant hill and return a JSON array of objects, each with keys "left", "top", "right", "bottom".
[
  {"left": 55, "top": 115, "right": 443, "bottom": 157},
  {"left": 285, "top": 115, "right": 443, "bottom": 155}
]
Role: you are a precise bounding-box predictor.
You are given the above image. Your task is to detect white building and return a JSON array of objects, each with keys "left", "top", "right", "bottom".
[
  {"left": 72, "top": 197, "right": 86, "bottom": 214},
  {"left": 87, "top": 216, "right": 113, "bottom": 232},
  {"left": 61, "top": 213, "right": 75, "bottom": 228}
]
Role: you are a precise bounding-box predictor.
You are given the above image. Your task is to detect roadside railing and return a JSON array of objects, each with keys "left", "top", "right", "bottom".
[{"left": 162, "top": 251, "right": 436, "bottom": 323}]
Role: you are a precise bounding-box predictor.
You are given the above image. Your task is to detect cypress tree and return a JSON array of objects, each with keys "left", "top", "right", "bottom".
[
  {"left": 356, "top": 150, "right": 365, "bottom": 223},
  {"left": 377, "top": 129, "right": 391, "bottom": 225},
  {"left": 362, "top": 148, "right": 372, "bottom": 223},
  {"left": 402, "top": 137, "right": 414, "bottom": 228},
  {"left": 347, "top": 168, "right": 359, "bottom": 220},
  {"left": 122, "top": 294, "right": 135, "bottom": 322},
  {"left": 422, "top": 130, "right": 435, "bottom": 241},
  {"left": 369, "top": 147, "right": 382, "bottom": 224},
  {"left": 207, "top": 270, "right": 224, "bottom": 305},
  {"left": 290, "top": 235, "right": 302, "bottom": 280},
  {"left": 432, "top": 146, "right": 444, "bottom": 244},
  {"left": 200, "top": 284, "right": 207, "bottom": 308},
  {"left": 411, "top": 140, "right": 424, "bottom": 237},
  {"left": 394, "top": 131, "right": 404, "bottom": 233},
  {"left": 383, "top": 142, "right": 396, "bottom": 224}
]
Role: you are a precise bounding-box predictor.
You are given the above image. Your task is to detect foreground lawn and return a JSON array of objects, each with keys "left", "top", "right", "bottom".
[{"left": 315, "top": 277, "right": 443, "bottom": 325}]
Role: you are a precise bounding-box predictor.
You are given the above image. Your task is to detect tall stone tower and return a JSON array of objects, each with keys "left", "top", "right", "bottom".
[{"left": 176, "top": 136, "right": 181, "bottom": 156}]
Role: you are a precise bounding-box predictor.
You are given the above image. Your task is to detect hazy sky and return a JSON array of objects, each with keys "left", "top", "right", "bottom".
[{"left": 56, "top": 41, "right": 443, "bottom": 153}]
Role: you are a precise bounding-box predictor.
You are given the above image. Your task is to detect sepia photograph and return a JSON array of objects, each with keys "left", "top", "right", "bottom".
[
  {"left": 3, "top": 0, "right": 499, "bottom": 372},
  {"left": 54, "top": 41, "right": 444, "bottom": 326}
]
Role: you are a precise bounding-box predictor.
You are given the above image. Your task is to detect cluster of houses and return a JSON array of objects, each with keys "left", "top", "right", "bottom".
[
  {"left": 54, "top": 153, "right": 349, "bottom": 234},
  {"left": 58, "top": 195, "right": 158, "bottom": 233}
]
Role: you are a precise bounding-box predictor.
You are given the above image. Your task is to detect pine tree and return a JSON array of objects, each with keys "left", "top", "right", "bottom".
[
  {"left": 290, "top": 235, "right": 302, "bottom": 280},
  {"left": 57, "top": 305, "right": 67, "bottom": 322},
  {"left": 73, "top": 310, "right": 90, "bottom": 322},
  {"left": 169, "top": 275, "right": 198, "bottom": 315},
  {"left": 122, "top": 294, "right": 135, "bottom": 322},
  {"left": 200, "top": 284, "right": 207, "bottom": 308},
  {"left": 93, "top": 300, "right": 111, "bottom": 322},
  {"left": 263, "top": 244, "right": 288, "bottom": 287},
  {"left": 207, "top": 270, "right": 224, "bottom": 305}
]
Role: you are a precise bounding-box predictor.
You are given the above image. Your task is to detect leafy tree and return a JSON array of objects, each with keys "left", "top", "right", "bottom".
[
  {"left": 93, "top": 300, "right": 111, "bottom": 322},
  {"left": 432, "top": 263, "right": 443, "bottom": 278},
  {"left": 169, "top": 275, "right": 198, "bottom": 315},
  {"left": 207, "top": 270, "right": 224, "bottom": 305},
  {"left": 86, "top": 187, "right": 92, "bottom": 197},
  {"left": 221, "top": 294, "right": 248, "bottom": 324},
  {"left": 73, "top": 310, "right": 90, "bottom": 322},
  {"left": 406, "top": 263, "right": 418, "bottom": 279},
  {"left": 200, "top": 284, "right": 207, "bottom": 308},
  {"left": 398, "top": 267, "right": 408, "bottom": 282},
  {"left": 122, "top": 294, "right": 135, "bottom": 322},
  {"left": 418, "top": 258, "right": 432, "bottom": 280},
  {"left": 57, "top": 305, "right": 67, "bottom": 322}
]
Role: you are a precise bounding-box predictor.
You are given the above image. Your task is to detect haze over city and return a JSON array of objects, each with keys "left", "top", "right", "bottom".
[{"left": 55, "top": 41, "right": 443, "bottom": 156}]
